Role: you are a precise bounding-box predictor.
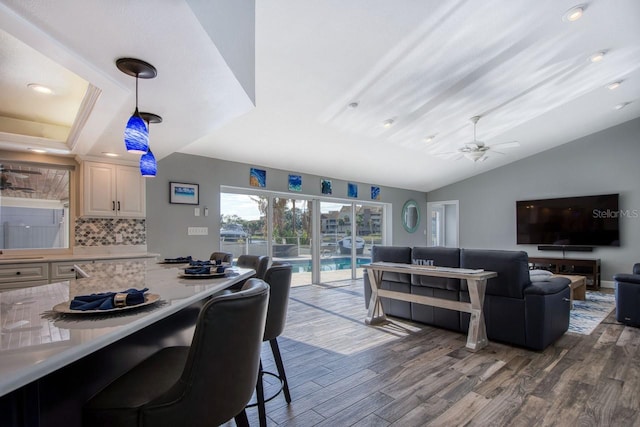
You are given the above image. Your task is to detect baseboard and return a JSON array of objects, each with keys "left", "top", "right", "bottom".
[{"left": 600, "top": 280, "right": 614, "bottom": 289}]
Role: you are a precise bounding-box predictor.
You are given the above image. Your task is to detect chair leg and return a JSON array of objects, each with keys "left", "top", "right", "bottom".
[
  {"left": 269, "top": 338, "right": 291, "bottom": 403},
  {"left": 256, "top": 359, "right": 267, "bottom": 427},
  {"left": 234, "top": 409, "right": 250, "bottom": 427}
]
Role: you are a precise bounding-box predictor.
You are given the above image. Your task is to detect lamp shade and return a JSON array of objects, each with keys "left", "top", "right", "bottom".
[
  {"left": 140, "top": 149, "right": 157, "bottom": 177},
  {"left": 125, "top": 109, "right": 149, "bottom": 154}
]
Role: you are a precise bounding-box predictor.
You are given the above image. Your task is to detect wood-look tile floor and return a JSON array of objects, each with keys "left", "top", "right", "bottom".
[{"left": 228, "top": 280, "right": 640, "bottom": 427}]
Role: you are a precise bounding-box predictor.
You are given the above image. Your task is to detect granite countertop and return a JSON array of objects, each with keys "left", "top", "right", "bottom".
[{"left": 0, "top": 258, "right": 254, "bottom": 397}]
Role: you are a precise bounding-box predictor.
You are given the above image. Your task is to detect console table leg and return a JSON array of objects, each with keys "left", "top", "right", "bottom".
[
  {"left": 466, "top": 279, "right": 488, "bottom": 352},
  {"left": 365, "top": 269, "right": 387, "bottom": 325}
]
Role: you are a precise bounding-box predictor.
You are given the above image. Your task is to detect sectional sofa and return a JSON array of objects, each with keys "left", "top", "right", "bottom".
[{"left": 363, "top": 246, "right": 571, "bottom": 351}]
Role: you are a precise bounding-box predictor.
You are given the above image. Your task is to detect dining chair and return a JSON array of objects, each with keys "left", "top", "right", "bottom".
[
  {"left": 209, "top": 251, "right": 233, "bottom": 264},
  {"left": 248, "top": 264, "right": 293, "bottom": 427},
  {"left": 83, "top": 279, "right": 270, "bottom": 427}
]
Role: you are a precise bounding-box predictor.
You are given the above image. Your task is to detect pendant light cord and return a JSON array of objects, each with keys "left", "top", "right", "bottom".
[{"left": 135, "top": 74, "right": 139, "bottom": 110}]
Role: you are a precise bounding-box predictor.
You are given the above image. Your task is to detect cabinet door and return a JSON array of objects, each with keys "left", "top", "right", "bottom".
[
  {"left": 116, "top": 165, "right": 146, "bottom": 217},
  {"left": 83, "top": 162, "right": 117, "bottom": 217}
]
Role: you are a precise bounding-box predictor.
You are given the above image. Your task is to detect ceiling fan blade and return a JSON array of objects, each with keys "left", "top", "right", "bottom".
[{"left": 492, "top": 141, "right": 520, "bottom": 149}]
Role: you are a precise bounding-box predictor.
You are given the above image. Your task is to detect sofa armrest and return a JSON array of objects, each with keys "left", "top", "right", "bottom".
[
  {"left": 524, "top": 277, "right": 571, "bottom": 296},
  {"left": 614, "top": 273, "right": 640, "bottom": 285},
  {"left": 633, "top": 264, "right": 640, "bottom": 275}
]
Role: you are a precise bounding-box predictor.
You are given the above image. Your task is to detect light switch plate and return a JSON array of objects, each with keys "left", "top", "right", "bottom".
[{"left": 194, "top": 207, "right": 200, "bottom": 216}]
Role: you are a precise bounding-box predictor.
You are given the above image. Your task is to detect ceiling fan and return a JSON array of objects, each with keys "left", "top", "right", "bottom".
[
  {"left": 0, "top": 164, "right": 40, "bottom": 192},
  {"left": 441, "top": 116, "right": 520, "bottom": 162}
]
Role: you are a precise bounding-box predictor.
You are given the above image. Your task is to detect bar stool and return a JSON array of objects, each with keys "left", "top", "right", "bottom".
[
  {"left": 210, "top": 251, "right": 233, "bottom": 264},
  {"left": 248, "top": 264, "right": 292, "bottom": 427},
  {"left": 237, "top": 254, "right": 270, "bottom": 279},
  {"left": 83, "top": 279, "right": 270, "bottom": 427}
]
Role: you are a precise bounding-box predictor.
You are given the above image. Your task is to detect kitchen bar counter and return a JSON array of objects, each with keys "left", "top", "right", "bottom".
[{"left": 0, "top": 259, "right": 254, "bottom": 397}]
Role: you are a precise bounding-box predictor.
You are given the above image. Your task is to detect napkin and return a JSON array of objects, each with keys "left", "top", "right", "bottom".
[
  {"left": 70, "top": 288, "right": 149, "bottom": 311},
  {"left": 185, "top": 266, "right": 211, "bottom": 275},
  {"left": 164, "top": 256, "right": 192, "bottom": 263},
  {"left": 189, "top": 259, "right": 212, "bottom": 266}
]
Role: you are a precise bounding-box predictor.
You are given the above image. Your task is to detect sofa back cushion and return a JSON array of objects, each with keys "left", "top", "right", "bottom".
[
  {"left": 460, "top": 249, "right": 530, "bottom": 299},
  {"left": 371, "top": 245, "right": 412, "bottom": 283},
  {"left": 411, "top": 247, "right": 461, "bottom": 291}
]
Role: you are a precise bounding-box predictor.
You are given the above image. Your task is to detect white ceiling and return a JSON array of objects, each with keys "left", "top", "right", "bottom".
[{"left": 1, "top": 0, "right": 639, "bottom": 192}]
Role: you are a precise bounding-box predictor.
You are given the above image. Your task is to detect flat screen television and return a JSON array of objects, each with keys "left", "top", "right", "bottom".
[{"left": 516, "top": 194, "right": 620, "bottom": 247}]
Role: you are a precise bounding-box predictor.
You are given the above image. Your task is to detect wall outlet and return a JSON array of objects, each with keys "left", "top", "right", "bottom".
[
  {"left": 115, "top": 233, "right": 123, "bottom": 243},
  {"left": 188, "top": 227, "right": 209, "bottom": 236}
]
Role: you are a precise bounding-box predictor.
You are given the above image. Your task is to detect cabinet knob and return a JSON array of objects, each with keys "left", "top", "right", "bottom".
[{"left": 16, "top": 271, "right": 21, "bottom": 275}]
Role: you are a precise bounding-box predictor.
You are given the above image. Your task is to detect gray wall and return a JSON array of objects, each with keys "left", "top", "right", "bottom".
[
  {"left": 427, "top": 117, "right": 640, "bottom": 283},
  {"left": 146, "top": 153, "right": 426, "bottom": 260}
]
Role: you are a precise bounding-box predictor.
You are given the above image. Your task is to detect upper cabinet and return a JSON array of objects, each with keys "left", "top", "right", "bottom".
[{"left": 81, "top": 161, "right": 146, "bottom": 218}]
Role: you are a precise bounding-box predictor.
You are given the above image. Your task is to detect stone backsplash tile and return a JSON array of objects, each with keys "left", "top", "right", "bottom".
[{"left": 75, "top": 218, "right": 146, "bottom": 246}]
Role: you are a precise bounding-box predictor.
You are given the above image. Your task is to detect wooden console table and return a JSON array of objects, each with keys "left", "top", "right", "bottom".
[
  {"left": 365, "top": 262, "right": 497, "bottom": 352},
  {"left": 529, "top": 257, "right": 601, "bottom": 289}
]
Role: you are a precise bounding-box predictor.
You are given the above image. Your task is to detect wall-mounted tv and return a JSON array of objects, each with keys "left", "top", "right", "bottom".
[{"left": 516, "top": 194, "right": 620, "bottom": 247}]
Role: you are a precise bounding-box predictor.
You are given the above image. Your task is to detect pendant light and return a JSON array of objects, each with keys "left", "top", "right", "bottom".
[
  {"left": 139, "top": 112, "right": 162, "bottom": 177},
  {"left": 116, "top": 58, "right": 157, "bottom": 154}
]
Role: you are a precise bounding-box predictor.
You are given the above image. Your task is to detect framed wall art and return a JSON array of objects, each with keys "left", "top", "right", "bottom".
[{"left": 170, "top": 182, "right": 199, "bottom": 205}]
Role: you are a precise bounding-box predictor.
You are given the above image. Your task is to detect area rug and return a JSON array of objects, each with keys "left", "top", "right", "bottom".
[{"left": 568, "top": 291, "right": 616, "bottom": 335}]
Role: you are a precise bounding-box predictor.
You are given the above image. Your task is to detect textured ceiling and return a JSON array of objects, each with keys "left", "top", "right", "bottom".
[{"left": 0, "top": 0, "right": 639, "bottom": 192}]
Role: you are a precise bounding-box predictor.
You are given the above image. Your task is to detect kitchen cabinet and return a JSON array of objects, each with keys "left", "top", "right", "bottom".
[
  {"left": 81, "top": 161, "right": 145, "bottom": 218},
  {"left": 0, "top": 262, "right": 49, "bottom": 290},
  {"left": 50, "top": 262, "right": 78, "bottom": 281}
]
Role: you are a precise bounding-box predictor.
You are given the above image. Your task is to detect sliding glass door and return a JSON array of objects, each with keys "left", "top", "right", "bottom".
[{"left": 221, "top": 190, "right": 386, "bottom": 285}]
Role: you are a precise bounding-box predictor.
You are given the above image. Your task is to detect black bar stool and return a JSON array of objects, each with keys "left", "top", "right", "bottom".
[
  {"left": 83, "top": 279, "right": 270, "bottom": 427},
  {"left": 247, "top": 264, "right": 292, "bottom": 427}
]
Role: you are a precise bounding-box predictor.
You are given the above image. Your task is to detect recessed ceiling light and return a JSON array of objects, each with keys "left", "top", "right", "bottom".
[
  {"left": 28, "top": 148, "right": 47, "bottom": 153},
  {"left": 382, "top": 119, "right": 394, "bottom": 128},
  {"left": 562, "top": 5, "right": 585, "bottom": 22},
  {"left": 348, "top": 102, "right": 359, "bottom": 109},
  {"left": 27, "top": 83, "right": 53, "bottom": 95},
  {"left": 102, "top": 152, "right": 120, "bottom": 157},
  {"left": 606, "top": 81, "right": 622, "bottom": 90},
  {"left": 614, "top": 102, "right": 631, "bottom": 110},
  {"left": 589, "top": 51, "right": 606, "bottom": 63}
]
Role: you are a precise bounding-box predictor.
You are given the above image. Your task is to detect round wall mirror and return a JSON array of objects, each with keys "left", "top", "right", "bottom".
[{"left": 402, "top": 199, "right": 420, "bottom": 233}]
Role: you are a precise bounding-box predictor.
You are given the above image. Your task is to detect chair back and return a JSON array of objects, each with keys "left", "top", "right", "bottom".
[
  {"left": 263, "top": 264, "right": 293, "bottom": 341},
  {"left": 210, "top": 251, "right": 233, "bottom": 263},
  {"left": 141, "top": 279, "right": 269, "bottom": 426},
  {"left": 237, "top": 254, "right": 270, "bottom": 279}
]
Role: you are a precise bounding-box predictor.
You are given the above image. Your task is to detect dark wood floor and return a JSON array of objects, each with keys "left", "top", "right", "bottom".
[{"left": 230, "top": 280, "right": 640, "bottom": 427}]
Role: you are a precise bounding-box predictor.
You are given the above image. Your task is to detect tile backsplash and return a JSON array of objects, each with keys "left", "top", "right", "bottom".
[{"left": 75, "top": 218, "right": 146, "bottom": 246}]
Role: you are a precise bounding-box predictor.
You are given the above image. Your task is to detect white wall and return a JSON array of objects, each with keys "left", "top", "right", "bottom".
[
  {"left": 427, "top": 117, "right": 640, "bottom": 283},
  {"left": 146, "top": 153, "right": 427, "bottom": 259}
]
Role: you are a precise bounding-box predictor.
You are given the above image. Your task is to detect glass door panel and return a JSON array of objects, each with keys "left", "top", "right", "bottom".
[
  {"left": 319, "top": 201, "right": 355, "bottom": 283},
  {"left": 355, "top": 204, "right": 383, "bottom": 279},
  {"left": 220, "top": 193, "right": 267, "bottom": 260},
  {"left": 272, "top": 197, "right": 312, "bottom": 286}
]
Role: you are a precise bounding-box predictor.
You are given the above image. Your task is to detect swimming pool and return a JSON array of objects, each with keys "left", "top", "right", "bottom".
[{"left": 284, "top": 257, "right": 371, "bottom": 272}]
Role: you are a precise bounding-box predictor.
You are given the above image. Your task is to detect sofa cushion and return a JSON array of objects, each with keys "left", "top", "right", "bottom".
[
  {"left": 371, "top": 246, "right": 412, "bottom": 284},
  {"left": 411, "top": 247, "right": 461, "bottom": 291},
  {"left": 460, "top": 249, "right": 530, "bottom": 299}
]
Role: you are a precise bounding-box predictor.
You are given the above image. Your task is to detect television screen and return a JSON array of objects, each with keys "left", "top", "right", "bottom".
[{"left": 516, "top": 194, "right": 620, "bottom": 247}]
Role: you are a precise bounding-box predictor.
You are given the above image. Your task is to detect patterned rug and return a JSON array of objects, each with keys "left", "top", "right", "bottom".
[{"left": 569, "top": 291, "right": 616, "bottom": 335}]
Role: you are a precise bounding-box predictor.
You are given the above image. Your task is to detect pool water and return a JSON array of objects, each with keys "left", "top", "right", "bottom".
[{"left": 285, "top": 257, "right": 371, "bottom": 272}]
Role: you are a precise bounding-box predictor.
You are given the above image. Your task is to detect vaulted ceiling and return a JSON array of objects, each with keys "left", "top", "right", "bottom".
[{"left": 1, "top": 0, "right": 639, "bottom": 192}]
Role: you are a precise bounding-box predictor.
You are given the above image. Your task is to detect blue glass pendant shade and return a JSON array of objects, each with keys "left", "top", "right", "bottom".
[
  {"left": 140, "top": 149, "right": 157, "bottom": 177},
  {"left": 125, "top": 109, "right": 149, "bottom": 154}
]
